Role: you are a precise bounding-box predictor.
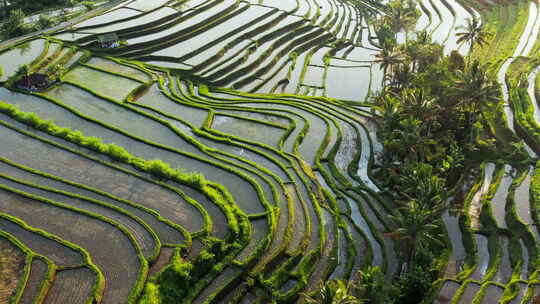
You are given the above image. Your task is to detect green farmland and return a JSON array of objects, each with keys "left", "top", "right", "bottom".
[{"left": 1, "top": 0, "right": 540, "bottom": 303}]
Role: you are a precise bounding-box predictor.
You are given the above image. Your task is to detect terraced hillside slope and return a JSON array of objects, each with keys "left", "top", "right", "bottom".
[{"left": 2, "top": 0, "right": 540, "bottom": 303}]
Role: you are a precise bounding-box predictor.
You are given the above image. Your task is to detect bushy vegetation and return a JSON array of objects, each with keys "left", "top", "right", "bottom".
[
  {"left": 374, "top": 0, "right": 420, "bottom": 39},
  {"left": 1, "top": 9, "right": 32, "bottom": 39},
  {"left": 0, "top": 9, "right": 62, "bottom": 39},
  {"left": 347, "top": 3, "right": 527, "bottom": 302},
  {"left": 140, "top": 240, "right": 234, "bottom": 304},
  {"left": 0, "top": 0, "right": 103, "bottom": 39},
  {"left": 2, "top": 0, "right": 94, "bottom": 15},
  {"left": 1, "top": 0, "right": 537, "bottom": 302},
  {"left": 303, "top": 267, "right": 397, "bottom": 304}
]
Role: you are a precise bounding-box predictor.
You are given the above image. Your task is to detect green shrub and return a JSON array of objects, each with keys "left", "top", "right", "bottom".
[
  {"left": 108, "top": 144, "right": 131, "bottom": 162},
  {"left": 394, "top": 266, "right": 433, "bottom": 304},
  {"left": 1, "top": 9, "right": 29, "bottom": 39},
  {"left": 147, "top": 159, "right": 174, "bottom": 179},
  {"left": 138, "top": 283, "right": 160, "bottom": 304},
  {"left": 37, "top": 14, "right": 54, "bottom": 30},
  {"left": 356, "top": 266, "right": 396, "bottom": 304},
  {"left": 80, "top": 1, "right": 95, "bottom": 11},
  {"left": 157, "top": 255, "right": 193, "bottom": 301}
]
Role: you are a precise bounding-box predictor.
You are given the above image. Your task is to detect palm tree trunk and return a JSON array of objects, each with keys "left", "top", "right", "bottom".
[
  {"left": 407, "top": 239, "right": 416, "bottom": 270},
  {"left": 469, "top": 102, "right": 477, "bottom": 144}
]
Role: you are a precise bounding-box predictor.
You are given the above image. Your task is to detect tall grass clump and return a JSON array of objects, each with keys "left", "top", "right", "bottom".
[{"left": 0, "top": 101, "right": 208, "bottom": 189}]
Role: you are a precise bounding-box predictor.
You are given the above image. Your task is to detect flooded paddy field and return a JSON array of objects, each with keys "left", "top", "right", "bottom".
[{"left": 2, "top": 0, "right": 539, "bottom": 302}]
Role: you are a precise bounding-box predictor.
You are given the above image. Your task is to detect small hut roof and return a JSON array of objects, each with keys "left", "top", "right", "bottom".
[{"left": 97, "top": 33, "right": 119, "bottom": 43}]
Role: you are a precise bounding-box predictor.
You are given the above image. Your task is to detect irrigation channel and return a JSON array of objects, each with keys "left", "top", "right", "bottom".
[{"left": 1, "top": 0, "right": 540, "bottom": 303}]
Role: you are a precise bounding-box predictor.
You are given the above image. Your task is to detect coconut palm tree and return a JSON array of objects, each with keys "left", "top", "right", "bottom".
[
  {"left": 448, "top": 61, "right": 500, "bottom": 142},
  {"left": 374, "top": 44, "right": 404, "bottom": 85},
  {"left": 456, "top": 18, "right": 493, "bottom": 57},
  {"left": 397, "top": 163, "right": 446, "bottom": 208},
  {"left": 398, "top": 88, "right": 439, "bottom": 125},
  {"left": 388, "top": 199, "right": 444, "bottom": 269},
  {"left": 450, "top": 61, "right": 500, "bottom": 110},
  {"left": 389, "top": 63, "right": 415, "bottom": 88},
  {"left": 387, "top": 0, "right": 419, "bottom": 38},
  {"left": 386, "top": 163, "right": 446, "bottom": 268}
]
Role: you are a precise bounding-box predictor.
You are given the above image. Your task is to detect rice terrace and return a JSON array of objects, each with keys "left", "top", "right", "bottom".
[{"left": 2, "top": 0, "right": 540, "bottom": 303}]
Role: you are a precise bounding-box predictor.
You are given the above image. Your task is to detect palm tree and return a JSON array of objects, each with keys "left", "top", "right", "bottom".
[
  {"left": 397, "top": 163, "right": 446, "bottom": 208},
  {"left": 374, "top": 45, "right": 404, "bottom": 85},
  {"left": 390, "top": 63, "right": 414, "bottom": 88},
  {"left": 395, "top": 116, "right": 431, "bottom": 161},
  {"left": 387, "top": 199, "right": 444, "bottom": 269},
  {"left": 456, "top": 18, "right": 493, "bottom": 57},
  {"left": 450, "top": 61, "right": 500, "bottom": 110},
  {"left": 398, "top": 88, "right": 439, "bottom": 125},
  {"left": 372, "top": 90, "right": 400, "bottom": 122},
  {"left": 303, "top": 279, "right": 359, "bottom": 304},
  {"left": 448, "top": 61, "right": 500, "bottom": 142},
  {"left": 387, "top": 163, "right": 446, "bottom": 268}
]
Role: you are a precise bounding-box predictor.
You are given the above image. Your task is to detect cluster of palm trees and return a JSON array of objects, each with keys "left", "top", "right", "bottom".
[
  {"left": 306, "top": 12, "right": 498, "bottom": 304},
  {"left": 378, "top": 0, "right": 420, "bottom": 36},
  {"left": 369, "top": 14, "right": 498, "bottom": 304},
  {"left": 373, "top": 36, "right": 499, "bottom": 259}
]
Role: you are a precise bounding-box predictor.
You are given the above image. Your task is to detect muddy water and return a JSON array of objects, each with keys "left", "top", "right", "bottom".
[
  {"left": 3, "top": 87, "right": 265, "bottom": 216},
  {"left": 480, "top": 284, "right": 504, "bottom": 304},
  {"left": 434, "top": 280, "right": 461, "bottom": 304},
  {"left": 212, "top": 114, "right": 286, "bottom": 148},
  {"left": 509, "top": 282, "right": 528, "bottom": 304},
  {"left": 85, "top": 7, "right": 177, "bottom": 34},
  {"left": 470, "top": 234, "right": 490, "bottom": 281},
  {"left": 490, "top": 165, "right": 513, "bottom": 229},
  {"left": 458, "top": 282, "right": 481, "bottom": 303},
  {"left": 469, "top": 163, "right": 495, "bottom": 229},
  {"left": 0, "top": 39, "right": 46, "bottom": 82},
  {"left": 499, "top": 2, "right": 540, "bottom": 138},
  {"left": 442, "top": 210, "right": 466, "bottom": 277},
  {"left": 75, "top": 8, "right": 140, "bottom": 28},
  {"left": 494, "top": 236, "right": 512, "bottom": 283},
  {"left": 344, "top": 195, "right": 383, "bottom": 267}
]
